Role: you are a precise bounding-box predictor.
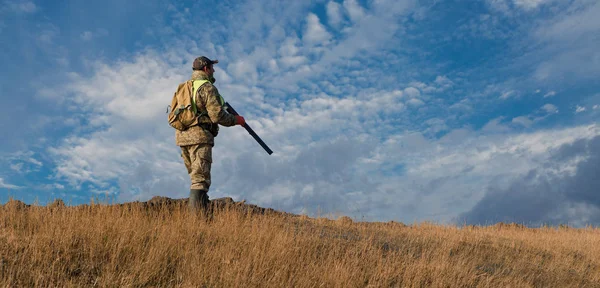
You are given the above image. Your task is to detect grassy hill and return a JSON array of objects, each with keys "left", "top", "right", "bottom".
[{"left": 1, "top": 196, "right": 599, "bottom": 287}]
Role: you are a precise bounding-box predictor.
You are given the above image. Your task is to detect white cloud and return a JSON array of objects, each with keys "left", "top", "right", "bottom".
[
  {"left": 533, "top": 45, "right": 600, "bottom": 82},
  {"left": 424, "top": 118, "right": 448, "bottom": 134},
  {"left": 487, "top": 0, "right": 552, "bottom": 13},
  {"left": 406, "top": 125, "right": 598, "bottom": 178},
  {"left": 487, "top": 0, "right": 511, "bottom": 13},
  {"left": 39, "top": 183, "right": 65, "bottom": 191},
  {"left": 260, "top": 1, "right": 415, "bottom": 92},
  {"left": 407, "top": 98, "right": 425, "bottom": 107},
  {"left": 0, "top": 177, "right": 21, "bottom": 189},
  {"left": 326, "top": 1, "right": 344, "bottom": 27},
  {"left": 535, "top": 1, "right": 600, "bottom": 41},
  {"left": 343, "top": 0, "right": 366, "bottom": 22},
  {"left": 80, "top": 29, "right": 110, "bottom": 42},
  {"left": 449, "top": 99, "right": 472, "bottom": 112},
  {"left": 46, "top": 52, "right": 190, "bottom": 191},
  {"left": 10, "top": 163, "right": 23, "bottom": 173},
  {"left": 510, "top": 104, "right": 559, "bottom": 128},
  {"left": 81, "top": 31, "right": 93, "bottom": 41},
  {"left": 594, "top": 105, "right": 599, "bottom": 110},
  {"left": 512, "top": 116, "right": 533, "bottom": 127},
  {"left": 37, "top": 26, "right": 59, "bottom": 45},
  {"left": 6, "top": 0, "right": 37, "bottom": 13},
  {"left": 278, "top": 36, "right": 301, "bottom": 57},
  {"left": 575, "top": 105, "right": 586, "bottom": 113},
  {"left": 541, "top": 103, "right": 558, "bottom": 114},
  {"left": 409, "top": 77, "right": 453, "bottom": 94},
  {"left": 482, "top": 117, "right": 511, "bottom": 133},
  {"left": 434, "top": 76, "right": 453, "bottom": 90},
  {"left": 531, "top": 1, "right": 600, "bottom": 82},
  {"left": 4, "top": 151, "right": 43, "bottom": 174},
  {"left": 499, "top": 90, "right": 516, "bottom": 100},
  {"left": 403, "top": 87, "right": 420, "bottom": 98},
  {"left": 279, "top": 56, "right": 307, "bottom": 68},
  {"left": 455, "top": 13, "right": 513, "bottom": 40},
  {"left": 303, "top": 13, "right": 332, "bottom": 45},
  {"left": 514, "top": 0, "right": 548, "bottom": 10},
  {"left": 543, "top": 91, "right": 556, "bottom": 98},
  {"left": 228, "top": 60, "right": 259, "bottom": 83},
  {"left": 29, "top": 157, "right": 42, "bottom": 167},
  {"left": 369, "top": 124, "right": 600, "bottom": 222}
]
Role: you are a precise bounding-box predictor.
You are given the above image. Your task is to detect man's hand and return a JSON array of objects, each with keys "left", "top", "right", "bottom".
[{"left": 235, "top": 115, "right": 245, "bottom": 126}]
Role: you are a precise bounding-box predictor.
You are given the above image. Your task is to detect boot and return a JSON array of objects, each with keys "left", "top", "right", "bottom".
[{"left": 189, "top": 189, "right": 209, "bottom": 212}]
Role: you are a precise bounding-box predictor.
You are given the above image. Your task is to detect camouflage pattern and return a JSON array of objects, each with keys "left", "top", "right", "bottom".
[
  {"left": 193, "top": 56, "right": 218, "bottom": 70},
  {"left": 181, "top": 143, "right": 212, "bottom": 191},
  {"left": 175, "top": 70, "right": 237, "bottom": 146},
  {"left": 177, "top": 69, "right": 238, "bottom": 193}
]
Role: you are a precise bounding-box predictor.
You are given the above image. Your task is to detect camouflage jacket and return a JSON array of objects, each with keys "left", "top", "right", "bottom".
[{"left": 175, "top": 71, "right": 237, "bottom": 147}]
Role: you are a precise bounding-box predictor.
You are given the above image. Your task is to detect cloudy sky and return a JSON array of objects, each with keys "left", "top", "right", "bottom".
[{"left": 1, "top": 0, "right": 599, "bottom": 226}]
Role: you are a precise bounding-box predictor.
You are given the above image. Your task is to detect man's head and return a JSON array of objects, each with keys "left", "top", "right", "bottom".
[{"left": 193, "top": 56, "right": 218, "bottom": 77}]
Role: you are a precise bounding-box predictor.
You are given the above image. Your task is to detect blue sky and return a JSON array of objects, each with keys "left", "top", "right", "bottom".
[{"left": 1, "top": 0, "right": 599, "bottom": 226}]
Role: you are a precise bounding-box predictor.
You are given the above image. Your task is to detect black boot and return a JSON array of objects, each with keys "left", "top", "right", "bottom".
[{"left": 189, "top": 189, "right": 209, "bottom": 212}]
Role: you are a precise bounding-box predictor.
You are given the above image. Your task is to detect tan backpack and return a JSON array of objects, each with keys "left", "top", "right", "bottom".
[{"left": 168, "top": 80, "right": 199, "bottom": 131}]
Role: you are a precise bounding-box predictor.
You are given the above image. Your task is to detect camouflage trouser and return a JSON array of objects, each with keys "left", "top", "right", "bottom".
[{"left": 181, "top": 144, "right": 212, "bottom": 191}]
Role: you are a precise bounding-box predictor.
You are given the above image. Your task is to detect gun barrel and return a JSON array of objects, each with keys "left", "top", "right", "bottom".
[{"left": 225, "top": 102, "right": 273, "bottom": 155}]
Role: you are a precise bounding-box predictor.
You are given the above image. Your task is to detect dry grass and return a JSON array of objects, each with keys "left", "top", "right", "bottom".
[{"left": 0, "top": 197, "right": 599, "bottom": 287}]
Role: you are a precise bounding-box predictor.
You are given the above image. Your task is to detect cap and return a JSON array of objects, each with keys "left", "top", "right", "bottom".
[{"left": 193, "top": 56, "right": 219, "bottom": 70}]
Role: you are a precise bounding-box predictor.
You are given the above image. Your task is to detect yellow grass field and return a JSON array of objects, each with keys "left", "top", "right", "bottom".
[{"left": 1, "top": 197, "right": 599, "bottom": 287}]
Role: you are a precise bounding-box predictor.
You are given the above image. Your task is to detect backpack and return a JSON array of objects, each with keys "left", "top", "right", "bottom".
[{"left": 168, "top": 80, "right": 199, "bottom": 131}]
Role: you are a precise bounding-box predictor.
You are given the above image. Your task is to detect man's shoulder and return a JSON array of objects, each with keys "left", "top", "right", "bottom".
[{"left": 199, "top": 81, "right": 218, "bottom": 94}]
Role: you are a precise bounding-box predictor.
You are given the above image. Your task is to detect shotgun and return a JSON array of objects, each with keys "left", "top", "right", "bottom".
[{"left": 224, "top": 102, "right": 273, "bottom": 155}]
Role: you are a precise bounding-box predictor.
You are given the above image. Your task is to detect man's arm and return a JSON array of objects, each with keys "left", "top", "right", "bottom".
[{"left": 202, "top": 84, "right": 237, "bottom": 127}]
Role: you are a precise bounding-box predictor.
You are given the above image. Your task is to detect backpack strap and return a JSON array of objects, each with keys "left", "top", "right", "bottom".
[
  {"left": 192, "top": 80, "right": 208, "bottom": 116},
  {"left": 192, "top": 80, "right": 226, "bottom": 114}
]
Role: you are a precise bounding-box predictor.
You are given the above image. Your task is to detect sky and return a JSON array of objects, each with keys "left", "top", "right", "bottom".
[{"left": 0, "top": 0, "right": 599, "bottom": 227}]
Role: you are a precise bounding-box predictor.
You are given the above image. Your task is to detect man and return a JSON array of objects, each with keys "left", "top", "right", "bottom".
[{"left": 176, "top": 56, "right": 245, "bottom": 212}]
